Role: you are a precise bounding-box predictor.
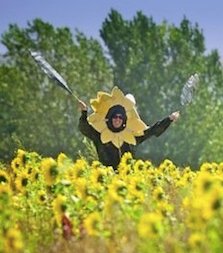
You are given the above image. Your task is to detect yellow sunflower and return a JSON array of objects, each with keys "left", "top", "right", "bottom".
[
  {"left": 0, "top": 170, "right": 10, "bottom": 185},
  {"left": 83, "top": 212, "right": 101, "bottom": 236},
  {"left": 41, "top": 158, "right": 59, "bottom": 186},
  {"left": 0, "top": 184, "right": 11, "bottom": 195},
  {"left": 88, "top": 87, "right": 148, "bottom": 148},
  {"left": 4, "top": 227, "right": 24, "bottom": 253},
  {"left": 138, "top": 212, "right": 163, "bottom": 238},
  {"left": 188, "top": 232, "right": 205, "bottom": 249},
  {"left": 52, "top": 194, "right": 67, "bottom": 226},
  {"left": 37, "top": 190, "right": 47, "bottom": 204},
  {"left": 15, "top": 171, "right": 30, "bottom": 193}
]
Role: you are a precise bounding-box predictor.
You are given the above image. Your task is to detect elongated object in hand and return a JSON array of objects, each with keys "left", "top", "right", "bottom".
[
  {"left": 180, "top": 73, "right": 199, "bottom": 106},
  {"left": 30, "top": 50, "right": 79, "bottom": 100}
]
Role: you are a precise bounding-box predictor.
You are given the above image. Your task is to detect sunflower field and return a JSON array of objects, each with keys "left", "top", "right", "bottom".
[{"left": 1, "top": 149, "right": 223, "bottom": 253}]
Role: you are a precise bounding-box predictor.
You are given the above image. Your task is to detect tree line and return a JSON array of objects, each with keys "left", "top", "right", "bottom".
[{"left": 0, "top": 9, "right": 223, "bottom": 168}]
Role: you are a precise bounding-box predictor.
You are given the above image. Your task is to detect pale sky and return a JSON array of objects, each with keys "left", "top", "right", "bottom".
[{"left": 1, "top": 0, "right": 223, "bottom": 58}]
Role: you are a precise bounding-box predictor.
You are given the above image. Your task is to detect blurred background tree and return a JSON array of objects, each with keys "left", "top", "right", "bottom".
[
  {"left": 0, "top": 11, "right": 223, "bottom": 168},
  {"left": 100, "top": 9, "right": 223, "bottom": 168},
  {"left": 0, "top": 19, "right": 113, "bottom": 161}
]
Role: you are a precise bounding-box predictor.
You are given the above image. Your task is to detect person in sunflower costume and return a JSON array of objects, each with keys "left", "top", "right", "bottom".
[{"left": 78, "top": 87, "right": 179, "bottom": 171}]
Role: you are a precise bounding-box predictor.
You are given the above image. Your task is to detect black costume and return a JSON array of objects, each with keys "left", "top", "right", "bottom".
[{"left": 79, "top": 110, "right": 173, "bottom": 170}]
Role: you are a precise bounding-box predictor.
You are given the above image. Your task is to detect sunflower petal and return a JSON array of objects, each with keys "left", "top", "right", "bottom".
[
  {"left": 126, "top": 118, "right": 148, "bottom": 133},
  {"left": 88, "top": 114, "right": 107, "bottom": 132},
  {"left": 111, "top": 86, "right": 124, "bottom": 99},
  {"left": 126, "top": 107, "right": 140, "bottom": 119},
  {"left": 90, "top": 98, "right": 100, "bottom": 112},
  {"left": 90, "top": 98, "right": 113, "bottom": 115},
  {"left": 112, "top": 134, "right": 124, "bottom": 148},
  {"left": 87, "top": 113, "right": 103, "bottom": 123},
  {"left": 120, "top": 129, "right": 137, "bottom": 145},
  {"left": 101, "top": 129, "right": 114, "bottom": 144},
  {"left": 121, "top": 95, "right": 136, "bottom": 111},
  {"left": 97, "top": 91, "right": 111, "bottom": 100},
  {"left": 134, "top": 130, "right": 145, "bottom": 137},
  {"left": 110, "top": 87, "right": 136, "bottom": 111},
  {"left": 110, "top": 87, "right": 126, "bottom": 105}
]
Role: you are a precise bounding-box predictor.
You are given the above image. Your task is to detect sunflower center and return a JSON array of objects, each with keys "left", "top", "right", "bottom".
[{"left": 0, "top": 175, "right": 7, "bottom": 183}]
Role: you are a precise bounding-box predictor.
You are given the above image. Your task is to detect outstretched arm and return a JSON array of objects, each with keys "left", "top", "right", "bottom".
[
  {"left": 78, "top": 100, "right": 99, "bottom": 142},
  {"left": 136, "top": 111, "right": 180, "bottom": 144}
]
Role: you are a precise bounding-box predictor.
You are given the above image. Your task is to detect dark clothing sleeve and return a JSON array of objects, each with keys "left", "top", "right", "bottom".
[
  {"left": 136, "top": 117, "right": 173, "bottom": 144},
  {"left": 78, "top": 110, "right": 100, "bottom": 142}
]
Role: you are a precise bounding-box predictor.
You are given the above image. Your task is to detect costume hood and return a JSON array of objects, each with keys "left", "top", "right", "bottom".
[{"left": 105, "top": 105, "right": 127, "bottom": 132}]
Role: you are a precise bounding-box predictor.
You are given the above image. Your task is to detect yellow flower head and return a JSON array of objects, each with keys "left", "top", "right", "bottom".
[
  {"left": 83, "top": 212, "right": 101, "bottom": 236},
  {"left": 57, "top": 152, "right": 72, "bottom": 169},
  {"left": 194, "top": 171, "right": 216, "bottom": 195},
  {"left": 37, "top": 190, "right": 47, "bottom": 204},
  {"left": 17, "top": 149, "right": 26, "bottom": 160},
  {"left": 41, "top": 158, "right": 59, "bottom": 186},
  {"left": 15, "top": 171, "right": 30, "bottom": 193},
  {"left": 152, "top": 186, "right": 166, "bottom": 201},
  {"left": 52, "top": 194, "right": 67, "bottom": 213},
  {"left": 0, "top": 184, "right": 12, "bottom": 200},
  {"left": 158, "top": 159, "right": 176, "bottom": 174},
  {"left": 10, "top": 149, "right": 27, "bottom": 173},
  {"left": 66, "top": 159, "right": 89, "bottom": 182},
  {"left": 52, "top": 194, "right": 67, "bottom": 225},
  {"left": 75, "top": 178, "right": 88, "bottom": 199},
  {"left": 128, "top": 176, "right": 145, "bottom": 203},
  {"left": 4, "top": 227, "right": 24, "bottom": 253},
  {"left": 133, "top": 159, "right": 146, "bottom": 173},
  {"left": 200, "top": 162, "right": 218, "bottom": 174},
  {"left": 157, "top": 201, "right": 174, "bottom": 217},
  {"left": 91, "top": 167, "right": 108, "bottom": 185},
  {"left": 0, "top": 170, "right": 10, "bottom": 185},
  {"left": 121, "top": 152, "right": 133, "bottom": 165},
  {"left": 11, "top": 158, "right": 23, "bottom": 173},
  {"left": 109, "top": 179, "right": 128, "bottom": 198},
  {"left": 118, "top": 152, "right": 135, "bottom": 174},
  {"left": 138, "top": 212, "right": 163, "bottom": 238},
  {"left": 88, "top": 87, "right": 148, "bottom": 148},
  {"left": 188, "top": 232, "right": 205, "bottom": 249}
]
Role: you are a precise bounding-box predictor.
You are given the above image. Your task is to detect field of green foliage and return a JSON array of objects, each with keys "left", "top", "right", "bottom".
[{"left": 1, "top": 149, "right": 223, "bottom": 253}]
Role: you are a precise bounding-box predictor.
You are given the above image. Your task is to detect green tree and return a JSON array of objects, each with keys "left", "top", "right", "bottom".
[
  {"left": 100, "top": 9, "right": 223, "bottom": 168},
  {"left": 0, "top": 19, "right": 113, "bottom": 161},
  {"left": 1, "top": 13, "right": 223, "bottom": 168}
]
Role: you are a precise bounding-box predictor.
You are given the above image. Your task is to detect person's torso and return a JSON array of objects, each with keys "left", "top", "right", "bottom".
[{"left": 94, "top": 140, "right": 135, "bottom": 169}]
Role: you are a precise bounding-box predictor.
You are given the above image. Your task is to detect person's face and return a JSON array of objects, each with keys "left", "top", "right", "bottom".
[{"left": 112, "top": 114, "right": 124, "bottom": 128}]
